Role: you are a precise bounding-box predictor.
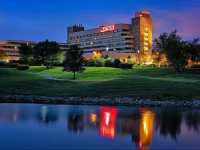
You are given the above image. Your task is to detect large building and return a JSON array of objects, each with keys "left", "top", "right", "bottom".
[
  {"left": 132, "top": 11, "right": 153, "bottom": 62},
  {"left": 0, "top": 40, "right": 67, "bottom": 62},
  {"left": 67, "top": 24, "right": 134, "bottom": 53},
  {"left": 0, "top": 40, "right": 35, "bottom": 62},
  {"left": 67, "top": 10, "right": 153, "bottom": 64}
]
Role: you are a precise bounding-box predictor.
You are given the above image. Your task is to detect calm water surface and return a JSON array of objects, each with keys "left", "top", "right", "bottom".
[{"left": 0, "top": 103, "right": 200, "bottom": 150}]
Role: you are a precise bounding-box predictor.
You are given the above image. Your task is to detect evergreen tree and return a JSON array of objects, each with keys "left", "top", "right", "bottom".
[{"left": 64, "top": 45, "right": 84, "bottom": 80}]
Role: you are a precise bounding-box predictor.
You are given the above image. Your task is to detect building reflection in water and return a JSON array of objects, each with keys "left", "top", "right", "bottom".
[
  {"left": 89, "top": 113, "right": 97, "bottom": 125},
  {"left": 100, "top": 107, "right": 119, "bottom": 139},
  {"left": 68, "top": 110, "right": 84, "bottom": 133},
  {"left": 1, "top": 104, "right": 200, "bottom": 149},
  {"left": 138, "top": 108, "right": 155, "bottom": 150},
  {"left": 36, "top": 106, "right": 59, "bottom": 124}
]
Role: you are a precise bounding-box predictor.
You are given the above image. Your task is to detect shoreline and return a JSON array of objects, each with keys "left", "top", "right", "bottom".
[{"left": 0, "top": 95, "right": 200, "bottom": 108}]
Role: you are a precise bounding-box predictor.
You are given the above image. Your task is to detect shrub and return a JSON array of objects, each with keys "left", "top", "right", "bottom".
[
  {"left": 8, "top": 63, "right": 18, "bottom": 68},
  {"left": 0, "top": 61, "right": 7, "bottom": 67},
  {"left": 119, "top": 63, "right": 133, "bottom": 69},
  {"left": 191, "top": 64, "right": 200, "bottom": 69},
  {"left": 16, "top": 64, "right": 30, "bottom": 71},
  {"left": 95, "top": 60, "right": 104, "bottom": 67},
  {"left": 145, "top": 64, "right": 157, "bottom": 68},
  {"left": 105, "top": 59, "right": 114, "bottom": 67},
  {"left": 86, "top": 60, "right": 96, "bottom": 66},
  {"left": 85, "top": 60, "right": 104, "bottom": 67},
  {"left": 113, "top": 59, "right": 121, "bottom": 68}
]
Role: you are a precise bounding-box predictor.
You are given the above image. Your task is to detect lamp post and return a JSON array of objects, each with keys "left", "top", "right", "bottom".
[{"left": 106, "top": 47, "right": 109, "bottom": 57}]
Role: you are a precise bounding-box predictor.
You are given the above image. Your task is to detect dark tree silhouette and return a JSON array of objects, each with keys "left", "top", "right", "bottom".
[
  {"left": 19, "top": 44, "right": 33, "bottom": 64},
  {"left": 33, "top": 40, "right": 60, "bottom": 68},
  {"left": 64, "top": 45, "right": 84, "bottom": 80},
  {"left": 187, "top": 39, "right": 200, "bottom": 63},
  {"left": 155, "top": 31, "right": 189, "bottom": 73},
  {"left": 68, "top": 112, "right": 84, "bottom": 133},
  {"left": 185, "top": 111, "right": 200, "bottom": 132},
  {"left": 156, "top": 109, "right": 182, "bottom": 140}
]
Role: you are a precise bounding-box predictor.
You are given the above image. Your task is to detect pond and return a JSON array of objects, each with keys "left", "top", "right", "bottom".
[{"left": 0, "top": 103, "right": 199, "bottom": 150}]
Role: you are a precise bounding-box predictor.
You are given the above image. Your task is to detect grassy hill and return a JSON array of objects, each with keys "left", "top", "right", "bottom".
[{"left": 0, "top": 66, "right": 200, "bottom": 100}]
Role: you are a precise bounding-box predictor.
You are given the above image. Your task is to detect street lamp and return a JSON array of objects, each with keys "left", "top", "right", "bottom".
[{"left": 106, "top": 47, "right": 109, "bottom": 52}]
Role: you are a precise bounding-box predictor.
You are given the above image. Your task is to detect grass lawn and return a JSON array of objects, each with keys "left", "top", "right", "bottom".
[{"left": 0, "top": 66, "right": 200, "bottom": 100}]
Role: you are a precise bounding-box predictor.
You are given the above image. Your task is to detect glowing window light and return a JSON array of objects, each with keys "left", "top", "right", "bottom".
[{"left": 144, "top": 47, "right": 149, "bottom": 51}]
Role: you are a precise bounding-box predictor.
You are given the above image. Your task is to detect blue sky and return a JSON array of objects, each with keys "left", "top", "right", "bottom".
[{"left": 0, "top": 0, "right": 199, "bottom": 42}]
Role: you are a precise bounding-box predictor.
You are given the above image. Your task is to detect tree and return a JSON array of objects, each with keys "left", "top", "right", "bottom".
[
  {"left": 64, "top": 45, "right": 84, "bottom": 80},
  {"left": 187, "top": 38, "right": 200, "bottom": 63},
  {"left": 155, "top": 31, "right": 188, "bottom": 73},
  {"left": 33, "top": 40, "right": 60, "bottom": 68},
  {"left": 19, "top": 44, "right": 33, "bottom": 64}
]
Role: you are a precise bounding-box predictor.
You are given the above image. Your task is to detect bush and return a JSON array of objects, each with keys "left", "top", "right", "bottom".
[
  {"left": 8, "top": 63, "right": 18, "bottom": 68},
  {"left": 105, "top": 59, "right": 114, "bottom": 67},
  {"left": 145, "top": 64, "right": 157, "bottom": 68},
  {"left": 16, "top": 65, "right": 30, "bottom": 71},
  {"left": 86, "top": 60, "right": 96, "bottom": 67},
  {"left": 119, "top": 63, "right": 133, "bottom": 69},
  {"left": 95, "top": 60, "right": 104, "bottom": 67},
  {"left": 191, "top": 64, "right": 200, "bottom": 69},
  {"left": 113, "top": 59, "right": 121, "bottom": 68},
  {"left": 0, "top": 61, "right": 7, "bottom": 67},
  {"left": 85, "top": 60, "right": 104, "bottom": 67}
]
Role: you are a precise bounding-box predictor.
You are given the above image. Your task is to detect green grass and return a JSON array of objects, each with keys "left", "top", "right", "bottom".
[{"left": 0, "top": 66, "right": 200, "bottom": 100}]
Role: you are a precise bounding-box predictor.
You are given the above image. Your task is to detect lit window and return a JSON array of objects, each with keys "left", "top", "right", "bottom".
[
  {"left": 144, "top": 47, "right": 149, "bottom": 51},
  {"left": 145, "top": 27, "right": 149, "bottom": 31}
]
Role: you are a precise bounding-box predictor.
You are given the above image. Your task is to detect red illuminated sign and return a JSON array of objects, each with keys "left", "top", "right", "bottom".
[
  {"left": 100, "top": 25, "right": 115, "bottom": 33},
  {"left": 100, "top": 107, "right": 118, "bottom": 139}
]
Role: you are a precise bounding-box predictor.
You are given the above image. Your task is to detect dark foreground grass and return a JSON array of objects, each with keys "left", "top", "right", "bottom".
[{"left": 0, "top": 67, "right": 200, "bottom": 100}]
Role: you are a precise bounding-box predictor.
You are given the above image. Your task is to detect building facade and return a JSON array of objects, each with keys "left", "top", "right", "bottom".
[
  {"left": 132, "top": 11, "right": 153, "bottom": 63},
  {"left": 0, "top": 40, "right": 67, "bottom": 62},
  {"left": 0, "top": 40, "right": 35, "bottom": 62},
  {"left": 67, "top": 24, "right": 134, "bottom": 53},
  {"left": 67, "top": 11, "right": 153, "bottom": 64}
]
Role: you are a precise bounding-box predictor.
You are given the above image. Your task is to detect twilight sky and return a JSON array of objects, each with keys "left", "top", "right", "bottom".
[{"left": 0, "top": 0, "right": 200, "bottom": 42}]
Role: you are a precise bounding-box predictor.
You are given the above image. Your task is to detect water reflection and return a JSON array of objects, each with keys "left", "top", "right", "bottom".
[
  {"left": 138, "top": 109, "right": 154, "bottom": 150},
  {"left": 185, "top": 111, "right": 200, "bottom": 132},
  {"left": 0, "top": 104, "right": 200, "bottom": 150},
  {"left": 100, "top": 107, "right": 119, "bottom": 139},
  {"left": 156, "top": 109, "right": 182, "bottom": 140},
  {"left": 36, "top": 106, "right": 59, "bottom": 124},
  {"left": 68, "top": 110, "right": 84, "bottom": 133}
]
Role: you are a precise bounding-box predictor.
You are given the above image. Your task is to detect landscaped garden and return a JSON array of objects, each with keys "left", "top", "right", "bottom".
[{"left": 0, "top": 66, "right": 200, "bottom": 100}]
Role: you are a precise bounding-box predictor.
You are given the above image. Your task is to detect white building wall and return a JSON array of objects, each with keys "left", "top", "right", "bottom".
[{"left": 67, "top": 24, "right": 135, "bottom": 53}]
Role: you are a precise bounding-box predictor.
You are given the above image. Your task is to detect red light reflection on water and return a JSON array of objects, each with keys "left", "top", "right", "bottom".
[{"left": 100, "top": 107, "right": 119, "bottom": 139}]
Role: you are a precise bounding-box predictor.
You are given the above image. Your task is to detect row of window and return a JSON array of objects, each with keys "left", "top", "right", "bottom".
[
  {"left": 69, "top": 29, "right": 131, "bottom": 41},
  {"left": 0, "top": 46, "right": 18, "bottom": 49},
  {"left": 82, "top": 47, "right": 133, "bottom": 52}
]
